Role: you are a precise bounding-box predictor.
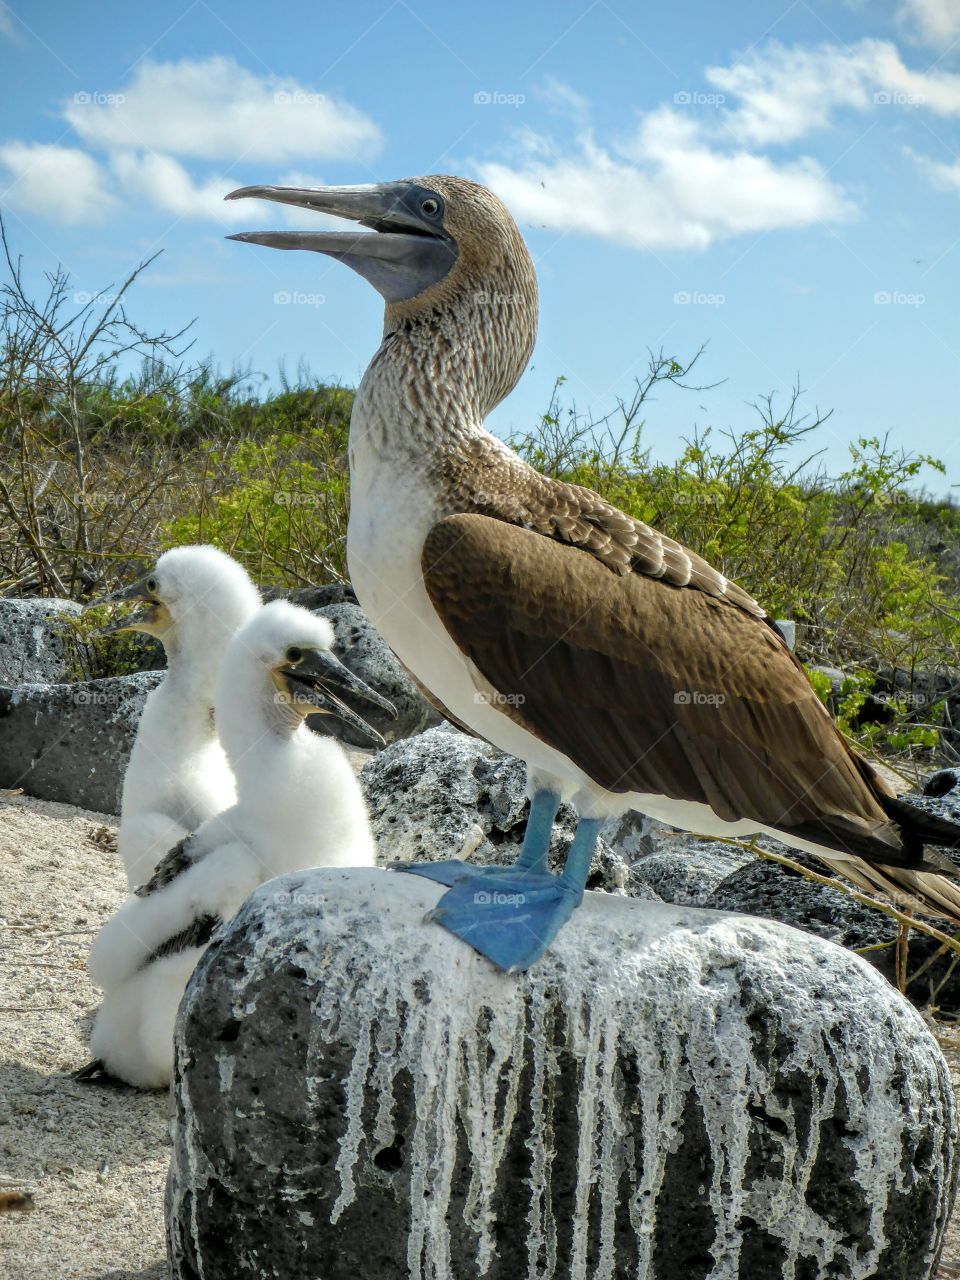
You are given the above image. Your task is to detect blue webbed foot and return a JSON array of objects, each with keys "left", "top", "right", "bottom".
[
  {"left": 399, "top": 858, "right": 477, "bottom": 888},
  {"left": 426, "top": 866, "right": 580, "bottom": 971},
  {"left": 396, "top": 809, "right": 605, "bottom": 972}
]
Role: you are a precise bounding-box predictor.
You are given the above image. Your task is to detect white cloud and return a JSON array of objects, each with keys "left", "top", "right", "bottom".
[
  {"left": 906, "top": 145, "right": 960, "bottom": 188},
  {"left": 109, "top": 152, "right": 250, "bottom": 223},
  {"left": 899, "top": 0, "right": 960, "bottom": 46},
  {"left": 0, "top": 7, "right": 18, "bottom": 42},
  {"left": 536, "top": 77, "right": 590, "bottom": 116},
  {"left": 0, "top": 142, "right": 113, "bottom": 223},
  {"left": 64, "top": 56, "right": 381, "bottom": 163},
  {"left": 476, "top": 109, "right": 853, "bottom": 252},
  {"left": 708, "top": 38, "right": 960, "bottom": 147}
]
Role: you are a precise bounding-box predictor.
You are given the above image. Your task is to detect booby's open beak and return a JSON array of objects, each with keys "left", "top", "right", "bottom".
[
  {"left": 281, "top": 647, "right": 396, "bottom": 747},
  {"left": 225, "top": 181, "right": 458, "bottom": 304},
  {"left": 84, "top": 575, "right": 164, "bottom": 636}
]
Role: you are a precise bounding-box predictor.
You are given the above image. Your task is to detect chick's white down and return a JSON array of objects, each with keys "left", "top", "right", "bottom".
[
  {"left": 116, "top": 545, "right": 261, "bottom": 889},
  {"left": 88, "top": 599, "right": 377, "bottom": 1087}
]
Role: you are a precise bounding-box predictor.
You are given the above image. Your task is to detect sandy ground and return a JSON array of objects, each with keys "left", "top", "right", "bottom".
[
  {"left": 0, "top": 793, "right": 167, "bottom": 1280},
  {"left": 3, "top": 790, "right": 960, "bottom": 1280}
]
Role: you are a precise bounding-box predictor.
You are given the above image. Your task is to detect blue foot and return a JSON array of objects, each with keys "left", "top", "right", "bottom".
[
  {"left": 397, "top": 811, "right": 604, "bottom": 972},
  {"left": 397, "top": 788, "right": 562, "bottom": 890},
  {"left": 427, "top": 865, "right": 580, "bottom": 971}
]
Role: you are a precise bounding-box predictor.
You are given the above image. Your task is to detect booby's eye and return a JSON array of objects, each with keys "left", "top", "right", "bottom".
[
  {"left": 420, "top": 197, "right": 441, "bottom": 218},
  {"left": 146, "top": 576, "right": 158, "bottom": 594},
  {"left": 285, "top": 646, "right": 304, "bottom": 665}
]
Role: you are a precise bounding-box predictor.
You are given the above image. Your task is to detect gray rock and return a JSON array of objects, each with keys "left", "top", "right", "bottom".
[
  {"left": 166, "top": 869, "right": 958, "bottom": 1280},
  {"left": 268, "top": 582, "right": 358, "bottom": 610},
  {"left": 631, "top": 837, "right": 755, "bottom": 906},
  {"left": 0, "top": 597, "right": 89, "bottom": 684},
  {"left": 312, "top": 602, "right": 435, "bottom": 746},
  {"left": 924, "top": 768, "right": 960, "bottom": 799},
  {"left": 706, "top": 852, "right": 960, "bottom": 1015},
  {"left": 0, "top": 672, "right": 162, "bottom": 813},
  {"left": 914, "top": 771, "right": 960, "bottom": 826},
  {"left": 360, "top": 727, "right": 639, "bottom": 897}
]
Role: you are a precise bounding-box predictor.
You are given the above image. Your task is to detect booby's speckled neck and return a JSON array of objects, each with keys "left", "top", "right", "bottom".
[{"left": 352, "top": 225, "right": 538, "bottom": 462}]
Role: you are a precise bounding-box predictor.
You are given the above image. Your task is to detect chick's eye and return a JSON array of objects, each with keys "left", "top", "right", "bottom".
[
  {"left": 147, "top": 577, "right": 158, "bottom": 593},
  {"left": 286, "top": 646, "right": 303, "bottom": 665},
  {"left": 421, "top": 197, "right": 440, "bottom": 218}
]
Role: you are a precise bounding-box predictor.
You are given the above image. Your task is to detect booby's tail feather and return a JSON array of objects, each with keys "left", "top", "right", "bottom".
[{"left": 816, "top": 855, "right": 960, "bottom": 929}]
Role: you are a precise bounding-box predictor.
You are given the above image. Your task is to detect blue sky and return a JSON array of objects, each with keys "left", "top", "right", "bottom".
[{"left": 1, "top": 0, "right": 959, "bottom": 493}]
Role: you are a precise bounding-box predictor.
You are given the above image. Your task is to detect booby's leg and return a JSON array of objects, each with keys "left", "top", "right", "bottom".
[
  {"left": 404, "top": 812, "right": 604, "bottom": 972},
  {"left": 398, "top": 788, "right": 561, "bottom": 888},
  {"left": 72, "top": 1059, "right": 133, "bottom": 1088},
  {"left": 514, "top": 788, "right": 562, "bottom": 873}
]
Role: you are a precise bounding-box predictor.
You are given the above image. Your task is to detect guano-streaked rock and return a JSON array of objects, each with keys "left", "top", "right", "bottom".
[{"left": 166, "top": 868, "right": 958, "bottom": 1280}]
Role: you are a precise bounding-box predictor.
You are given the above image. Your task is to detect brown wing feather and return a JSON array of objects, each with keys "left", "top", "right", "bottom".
[
  {"left": 422, "top": 513, "right": 934, "bottom": 871},
  {"left": 464, "top": 446, "right": 765, "bottom": 616}
]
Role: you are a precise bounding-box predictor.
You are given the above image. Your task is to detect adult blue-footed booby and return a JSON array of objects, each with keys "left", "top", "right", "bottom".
[
  {"left": 227, "top": 176, "right": 960, "bottom": 972},
  {"left": 93, "top": 546, "right": 261, "bottom": 889},
  {"left": 80, "top": 599, "right": 392, "bottom": 1087}
]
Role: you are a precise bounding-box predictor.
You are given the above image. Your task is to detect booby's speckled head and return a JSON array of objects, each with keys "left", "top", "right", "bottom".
[
  {"left": 224, "top": 174, "right": 537, "bottom": 326},
  {"left": 238, "top": 599, "right": 396, "bottom": 745},
  {"left": 90, "top": 545, "right": 261, "bottom": 652}
]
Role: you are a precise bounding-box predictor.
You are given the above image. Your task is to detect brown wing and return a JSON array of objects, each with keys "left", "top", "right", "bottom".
[
  {"left": 462, "top": 444, "right": 765, "bottom": 616},
  {"left": 143, "top": 913, "right": 221, "bottom": 968},
  {"left": 421, "top": 513, "right": 935, "bottom": 870},
  {"left": 133, "top": 836, "right": 195, "bottom": 897}
]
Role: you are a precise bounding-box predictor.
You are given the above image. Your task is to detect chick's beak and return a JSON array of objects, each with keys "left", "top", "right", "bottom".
[
  {"left": 282, "top": 648, "right": 396, "bottom": 747},
  {"left": 84, "top": 574, "right": 162, "bottom": 636}
]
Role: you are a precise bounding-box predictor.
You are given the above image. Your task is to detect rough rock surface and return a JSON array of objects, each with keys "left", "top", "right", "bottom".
[
  {"left": 916, "top": 770, "right": 960, "bottom": 824},
  {"left": 925, "top": 769, "right": 960, "bottom": 800},
  {"left": 0, "top": 597, "right": 87, "bottom": 684},
  {"left": 0, "top": 672, "right": 162, "bottom": 813},
  {"left": 706, "top": 853, "right": 960, "bottom": 1015},
  {"left": 167, "top": 869, "right": 958, "bottom": 1280},
  {"left": 360, "top": 726, "right": 644, "bottom": 897},
  {"left": 313, "top": 602, "right": 436, "bottom": 745},
  {"left": 630, "top": 836, "right": 755, "bottom": 905},
  {"left": 269, "top": 582, "right": 359, "bottom": 610}
]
